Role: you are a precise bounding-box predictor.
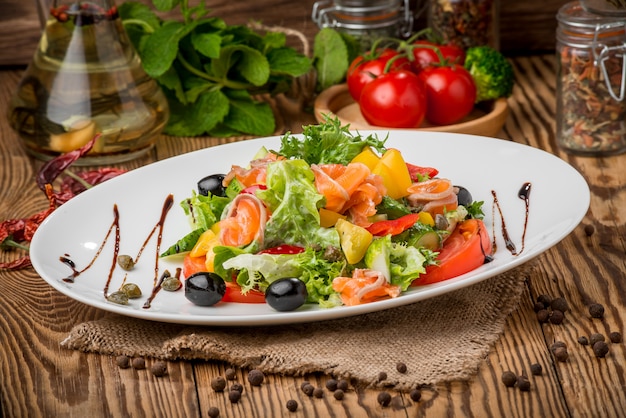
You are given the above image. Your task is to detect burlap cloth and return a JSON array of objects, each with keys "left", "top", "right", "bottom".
[{"left": 61, "top": 266, "right": 530, "bottom": 390}]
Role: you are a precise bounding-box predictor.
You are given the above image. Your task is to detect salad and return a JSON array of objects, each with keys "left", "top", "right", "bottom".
[{"left": 161, "top": 117, "right": 493, "bottom": 311}]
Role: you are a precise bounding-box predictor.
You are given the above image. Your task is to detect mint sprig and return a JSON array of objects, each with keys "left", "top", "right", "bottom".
[{"left": 120, "top": 0, "right": 312, "bottom": 137}]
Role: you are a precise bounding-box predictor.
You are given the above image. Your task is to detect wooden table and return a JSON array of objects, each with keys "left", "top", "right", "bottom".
[{"left": 1, "top": 54, "right": 625, "bottom": 417}]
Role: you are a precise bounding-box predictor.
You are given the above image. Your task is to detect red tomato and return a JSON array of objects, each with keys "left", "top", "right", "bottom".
[
  {"left": 346, "top": 49, "right": 410, "bottom": 101},
  {"left": 366, "top": 213, "right": 420, "bottom": 236},
  {"left": 412, "top": 219, "right": 492, "bottom": 285},
  {"left": 222, "top": 282, "right": 266, "bottom": 303},
  {"left": 410, "top": 40, "right": 466, "bottom": 73},
  {"left": 417, "top": 65, "right": 477, "bottom": 125},
  {"left": 406, "top": 163, "right": 439, "bottom": 181},
  {"left": 359, "top": 70, "right": 427, "bottom": 128}
]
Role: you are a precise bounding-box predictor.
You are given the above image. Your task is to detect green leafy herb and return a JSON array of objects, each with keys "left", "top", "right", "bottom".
[{"left": 119, "top": 0, "right": 312, "bottom": 137}]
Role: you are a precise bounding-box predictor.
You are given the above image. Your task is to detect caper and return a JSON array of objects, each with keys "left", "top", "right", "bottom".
[
  {"left": 107, "top": 291, "right": 129, "bottom": 305},
  {"left": 120, "top": 283, "right": 142, "bottom": 299},
  {"left": 162, "top": 277, "right": 182, "bottom": 291},
  {"left": 117, "top": 255, "right": 135, "bottom": 271}
]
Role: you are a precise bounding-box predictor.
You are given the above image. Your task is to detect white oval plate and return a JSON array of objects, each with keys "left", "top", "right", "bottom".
[{"left": 30, "top": 131, "right": 590, "bottom": 326}]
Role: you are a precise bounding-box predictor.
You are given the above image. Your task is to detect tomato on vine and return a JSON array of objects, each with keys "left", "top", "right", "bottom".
[
  {"left": 409, "top": 40, "right": 466, "bottom": 73},
  {"left": 417, "top": 64, "right": 476, "bottom": 125},
  {"left": 346, "top": 49, "right": 411, "bottom": 101}
]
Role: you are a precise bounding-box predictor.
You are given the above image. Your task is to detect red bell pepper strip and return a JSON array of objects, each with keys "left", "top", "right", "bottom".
[
  {"left": 406, "top": 163, "right": 439, "bottom": 182},
  {"left": 366, "top": 213, "right": 420, "bottom": 236}
]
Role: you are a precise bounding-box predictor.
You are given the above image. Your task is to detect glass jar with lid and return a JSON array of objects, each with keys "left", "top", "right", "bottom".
[
  {"left": 428, "top": 0, "right": 500, "bottom": 50},
  {"left": 556, "top": 1, "right": 626, "bottom": 156}
]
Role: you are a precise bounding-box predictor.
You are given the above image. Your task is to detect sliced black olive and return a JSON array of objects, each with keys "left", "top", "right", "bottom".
[
  {"left": 265, "top": 278, "right": 308, "bottom": 312},
  {"left": 455, "top": 185, "right": 473, "bottom": 207},
  {"left": 197, "top": 174, "right": 226, "bottom": 197},
  {"left": 185, "top": 272, "right": 226, "bottom": 306}
]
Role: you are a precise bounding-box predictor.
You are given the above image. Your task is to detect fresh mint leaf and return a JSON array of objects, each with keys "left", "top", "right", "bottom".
[
  {"left": 262, "top": 31, "right": 287, "bottom": 50},
  {"left": 191, "top": 32, "right": 221, "bottom": 59},
  {"left": 313, "top": 28, "right": 349, "bottom": 91},
  {"left": 164, "top": 88, "right": 229, "bottom": 136},
  {"left": 223, "top": 99, "right": 275, "bottom": 136},
  {"left": 118, "top": 2, "right": 160, "bottom": 30},
  {"left": 213, "top": 45, "right": 270, "bottom": 87},
  {"left": 152, "top": 0, "right": 179, "bottom": 12},
  {"left": 268, "top": 48, "right": 312, "bottom": 77},
  {"left": 141, "top": 21, "right": 187, "bottom": 78},
  {"left": 157, "top": 66, "right": 186, "bottom": 104}
]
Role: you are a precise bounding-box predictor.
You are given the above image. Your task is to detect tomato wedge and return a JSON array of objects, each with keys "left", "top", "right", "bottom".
[
  {"left": 366, "top": 213, "right": 420, "bottom": 236},
  {"left": 412, "top": 219, "right": 492, "bottom": 285},
  {"left": 406, "top": 163, "right": 439, "bottom": 181},
  {"left": 222, "top": 282, "right": 266, "bottom": 303}
]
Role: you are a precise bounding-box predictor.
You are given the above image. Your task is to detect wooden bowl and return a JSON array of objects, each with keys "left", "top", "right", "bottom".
[{"left": 314, "top": 83, "right": 509, "bottom": 137}]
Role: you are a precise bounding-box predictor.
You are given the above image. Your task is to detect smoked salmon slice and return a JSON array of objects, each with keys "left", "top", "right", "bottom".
[
  {"left": 332, "top": 269, "right": 402, "bottom": 306},
  {"left": 219, "top": 194, "right": 268, "bottom": 247}
]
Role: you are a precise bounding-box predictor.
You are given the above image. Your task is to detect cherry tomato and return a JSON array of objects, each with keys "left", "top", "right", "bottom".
[
  {"left": 366, "top": 213, "right": 420, "bottom": 236},
  {"left": 359, "top": 70, "right": 427, "bottom": 128},
  {"left": 346, "top": 49, "right": 410, "bottom": 101},
  {"left": 412, "top": 219, "right": 492, "bottom": 285},
  {"left": 417, "top": 64, "right": 477, "bottom": 126},
  {"left": 410, "top": 40, "right": 466, "bottom": 73}
]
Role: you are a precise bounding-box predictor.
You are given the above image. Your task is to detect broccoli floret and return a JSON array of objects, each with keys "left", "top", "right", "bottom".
[{"left": 464, "top": 46, "right": 514, "bottom": 103}]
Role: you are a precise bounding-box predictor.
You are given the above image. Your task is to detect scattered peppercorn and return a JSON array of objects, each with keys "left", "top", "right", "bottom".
[
  {"left": 131, "top": 357, "right": 146, "bottom": 370},
  {"left": 609, "top": 332, "right": 622, "bottom": 343},
  {"left": 333, "top": 389, "right": 345, "bottom": 400},
  {"left": 533, "top": 302, "right": 545, "bottom": 312},
  {"left": 588, "top": 303, "right": 605, "bottom": 319},
  {"left": 337, "top": 379, "right": 349, "bottom": 391},
  {"left": 377, "top": 391, "right": 392, "bottom": 407},
  {"left": 302, "top": 383, "right": 314, "bottom": 397},
  {"left": 150, "top": 361, "right": 167, "bottom": 377},
  {"left": 501, "top": 371, "right": 517, "bottom": 387},
  {"left": 537, "top": 309, "right": 550, "bottom": 323},
  {"left": 325, "top": 379, "right": 338, "bottom": 391},
  {"left": 578, "top": 336, "right": 589, "bottom": 346},
  {"left": 247, "top": 369, "right": 264, "bottom": 386},
  {"left": 593, "top": 341, "right": 609, "bottom": 358},
  {"left": 396, "top": 362, "right": 408, "bottom": 374},
  {"left": 286, "top": 399, "right": 298, "bottom": 412},
  {"left": 410, "top": 388, "right": 422, "bottom": 402},
  {"left": 225, "top": 368, "right": 237, "bottom": 380},
  {"left": 590, "top": 333, "right": 605, "bottom": 346},
  {"left": 554, "top": 347, "right": 569, "bottom": 362},
  {"left": 313, "top": 387, "right": 324, "bottom": 398},
  {"left": 208, "top": 406, "right": 220, "bottom": 418},
  {"left": 517, "top": 375, "right": 531, "bottom": 392},
  {"left": 378, "top": 371, "right": 387, "bottom": 382},
  {"left": 551, "top": 297, "right": 569, "bottom": 313},
  {"left": 551, "top": 341, "right": 567, "bottom": 353},
  {"left": 116, "top": 355, "right": 130, "bottom": 369},
  {"left": 231, "top": 383, "right": 244, "bottom": 393},
  {"left": 584, "top": 224, "right": 595, "bottom": 237},
  {"left": 228, "top": 390, "right": 241, "bottom": 403},
  {"left": 537, "top": 294, "right": 552, "bottom": 308},
  {"left": 550, "top": 309, "right": 565, "bottom": 325},
  {"left": 530, "top": 363, "right": 542, "bottom": 376},
  {"left": 211, "top": 376, "right": 227, "bottom": 392}
]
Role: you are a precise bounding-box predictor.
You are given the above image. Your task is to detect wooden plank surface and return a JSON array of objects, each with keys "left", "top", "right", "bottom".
[
  {"left": 1, "top": 53, "right": 626, "bottom": 417},
  {"left": 0, "top": 0, "right": 568, "bottom": 67}
]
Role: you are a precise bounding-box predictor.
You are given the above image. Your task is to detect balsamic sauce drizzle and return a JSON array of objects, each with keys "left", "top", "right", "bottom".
[
  {"left": 491, "top": 182, "right": 532, "bottom": 256},
  {"left": 58, "top": 194, "right": 175, "bottom": 309}
]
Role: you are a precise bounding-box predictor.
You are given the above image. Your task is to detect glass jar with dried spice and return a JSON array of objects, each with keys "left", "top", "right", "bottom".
[
  {"left": 428, "top": 0, "right": 500, "bottom": 50},
  {"left": 556, "top": 1, "right": 626, "bottom": 156}
]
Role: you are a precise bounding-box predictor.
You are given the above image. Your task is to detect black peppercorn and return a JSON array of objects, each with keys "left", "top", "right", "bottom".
[
  {"left": 286, "top": 399, "right": 298, "bottom": 412},
  {"left": 313, "top": 387, "right": 324, "bottom": 398},
  {"left": 551, "top": 297, "right": 569, "bottom": 313},
  {"left": 609, "top": 332, "right": 622, "bottom": 343},
  {"left": 550, "top": 309, "right": 565, "bottom": 325},
  {"left": 396, "top": 362, "right": 407, "bottom": 373},
  {"left": 410, "top": 388, "right": 422, "bottom": 402},
  {"left": 530, "top": 363, "right": 542, "bottom": 376},
  {"left": 551, "top": 341, "right": 567, "bottom": 353},
  {"left": 517, "top": 375, "right": 531, "bottom": 392},
  {"left": 208, "top": 406, "right": 220, "bottom": 418},
  {"left": 228, "top": 390, "right": 241, "bottom": 403},
  {"left": 211, "top": 376, "right": 227, "bottom": 392},
  {"left": 225, "top": 368, "right": 237, "bottom": 380},
  {"left": 588, "top": 303, "right": 605, "bottom": 319},
  {"left": 554, "top": 347, "right": 569, "bottom": 362},
  {"left": 377, "top": 391, "right": 392, "bottom": 407},
  {"left": 584, "top": 224, "right": 595, "bottom": 236},
  {"left": 131, "top": 357, "right": 146, "bottom": 370},
  {"left": 302, "top": 383, "right": 314, "bottom": 397},
  {"left": 537, "top": 294, "right": 552, "bottom": 308},
  {"left": 247, "top": 369, "right": 264, "bottom": 386},
  {"left": 325, "top": 379, "right": 338, "bottom": 391},
  {"left": 501, "top": 371, "right": 517, "bottom": 387},
  {"left": 231, "top": 382, "right": 244, "bottom": 393},
  {"left": 533, "top": 302, "right": 545, "bottom": 312},
  {"left": 378, "top": 371, "right": 387, "bottom": 382},
  {"left": 578, "top": 336, "right": 589, "bottom": 346},
  {"left": 116, "top": 355, "right": 130, "bottom": 369},
  {"left": 537, "top": 309, "right": 550, "bottom": 323},
  {"left": 590, "top": 333, "right": 605, "bottom": 346},
  {"left": 337, "top": 379, "right": 349, "bottom": 391},
  {"left": 593, "top": 341, "right": 609, "bottom": 358},
  {"left": 334, "top": 389, "right": 345, "bottom": 400},
  {"left": 150, "top": 361, "right": 168, "bottom": 377}
]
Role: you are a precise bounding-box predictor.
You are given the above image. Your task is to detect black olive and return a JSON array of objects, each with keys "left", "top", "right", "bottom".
[
  {"left": 265, "top": 278, "right": 308, "bottom": 312},
  {"left": 184, "top": 272, "right": 226, "bottom": 306},
  {"left": 197, "top": 174, "right": 226, "bottom": 197},
  {"left": 455, "top": 185, "right": 473, "bottom": 207}
]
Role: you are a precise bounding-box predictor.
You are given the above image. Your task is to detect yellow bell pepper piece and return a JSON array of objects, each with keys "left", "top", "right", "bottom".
[
  {"left": 319, "top": 208, "right": 347, "bottom": 228},
  {"left": 418, "top": 211, "right": 435, "bottom": 227},
  {"left": 335, "top": 218, "right": 373, "bottom": 264},
  {"left": 372, "top": 148, "right": 413, "bottom": 199},
  {"left": 189, "top": 229, "right": 220, "bottom": 258},
  {"left": 350, "top": 146, "right": 381, "bottom": 170}
]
